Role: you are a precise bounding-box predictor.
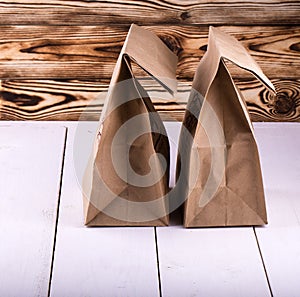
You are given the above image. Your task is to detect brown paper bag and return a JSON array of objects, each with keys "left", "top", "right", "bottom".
[
  {"left": 177, "top": 26, "right": 276, "bottom": 227},
  {"left": 83, "top": 24, "right": 178, "bottom": 226}
]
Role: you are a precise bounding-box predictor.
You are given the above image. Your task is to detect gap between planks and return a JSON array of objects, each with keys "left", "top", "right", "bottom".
[
  {"left": 154, "top": 227, "right": 163, "bottom": 297},
  {"left": 47, "top": 126, "right": 68, "bottom": 297},
  {"left": 253, "top": 227, "right": 274, "bottom": 297}
]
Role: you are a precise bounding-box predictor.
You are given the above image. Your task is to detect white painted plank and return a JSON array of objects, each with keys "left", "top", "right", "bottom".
[
  {"left": 50, "top": 122, "right": 160, "bottom": 297},
  {"left": 157, "top": 226, "right": 270, "bottom": 297},
  {"left": 0, "top": 123, "right": 66, "bottom": 297},
  {"left": 254, "top": 123, "right": 300, "bottom": 297}
]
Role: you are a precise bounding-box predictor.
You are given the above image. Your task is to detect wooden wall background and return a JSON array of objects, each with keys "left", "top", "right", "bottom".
[{"left": 0, "top": 0, "right": 299, "bottom": 121}]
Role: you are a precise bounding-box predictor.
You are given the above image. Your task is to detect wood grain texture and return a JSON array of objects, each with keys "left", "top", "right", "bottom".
[
  {"left": 1, "top": 78, "right": 299, "bottom": 121},
  {"left": 0, "top": 79, "right": 187, "bottom": 121},
  {"left": 0, "top": 25, "right": 298, "bottom": 80},
  {"left": 0, "top": 0, "right": 299, "bottom": 25},
  {"left": 0, "top": 1, "right": 298, "bottom": 121}
]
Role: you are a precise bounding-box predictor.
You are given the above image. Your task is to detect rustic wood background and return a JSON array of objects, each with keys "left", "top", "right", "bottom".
[{"left": 0, "top": 1, "right": 299, "bottom": 121}]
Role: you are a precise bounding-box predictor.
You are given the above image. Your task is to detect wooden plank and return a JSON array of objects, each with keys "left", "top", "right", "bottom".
[
  {"left": 253, "top": 123, "right": 300, "bottom": 297},
  {"left": 1, "top": 78, "right": 299, "bottom": 122},
  {"left": 157, "top": 227, "right": 271, "bottom": 297},
  {"left": 0, "top": 123, "right": 66, "bottom": 296},
  {"left": 50, "top": 122, "right": 160, "bottom": 297},
  {"left": 0, "top": 25, "right": 298, "bottom": 80},
  {"left": 0, "top": 0, "right": 298, "bottom": 25}
]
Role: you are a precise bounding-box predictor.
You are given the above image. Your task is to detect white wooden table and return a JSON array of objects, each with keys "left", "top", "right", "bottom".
[{"left": 0, "top": 121, "right": 299, "bottom": 297}]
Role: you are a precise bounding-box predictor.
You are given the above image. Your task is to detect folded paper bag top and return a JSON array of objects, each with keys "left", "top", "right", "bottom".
[
  {"left": 177, "top": 26, "right": 276, "bottom": 228},
  {"left": 82, "top": 24, "right": 178, "bottom": 226}
]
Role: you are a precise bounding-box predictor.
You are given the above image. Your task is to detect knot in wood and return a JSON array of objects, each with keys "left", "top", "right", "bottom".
[
  {"left": 269, "top": 92, "right": 295, "bottom": 115},
  {"left": 161, "top": 35, "right": 182, "bottom": 55},
  {"left": 180, "top": 11, "right": 191, "bottom": 21}
]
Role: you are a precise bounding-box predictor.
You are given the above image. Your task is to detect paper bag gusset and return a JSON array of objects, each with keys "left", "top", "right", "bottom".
[
  {"left": 82, "top": 24, "right": 178, "bottom": 226},
  {"left": 177, "top": 27, "right": 276, "bottom": 227}
]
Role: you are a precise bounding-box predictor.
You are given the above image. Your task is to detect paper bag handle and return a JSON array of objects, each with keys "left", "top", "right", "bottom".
[
  {"left": 193, "top": 26, "right": 276, "bottom": 97},
  {"left": 100, "top": 24, "right": 178, "bottom": 126},
  {"left": 120, "top": 24, "right": 178, "bottom": 95},
  {"left": 208, "top": 26, "right": 276, "bottom": 93}
]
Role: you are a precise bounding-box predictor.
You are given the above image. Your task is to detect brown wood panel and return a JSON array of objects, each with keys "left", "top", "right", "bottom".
[
  {"left": 0, "top": 0, "right": 299, "bottom": 25},
  {"left": 1, "top": 78, "right": 299, "bottom": 121},
  {"left": 0, "top": 25, "right": 299, "bottom": 80},
  {"left": 0, "top": 1, "right": 298, "bottom": 122}
]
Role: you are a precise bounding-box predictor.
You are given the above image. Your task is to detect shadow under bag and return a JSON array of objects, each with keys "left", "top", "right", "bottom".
[
  {"left": 83, "top": 24, "right": 178, "bottom": 226},
  {"left": 177, "top": 27, "right": 276, "bottom": 227}
]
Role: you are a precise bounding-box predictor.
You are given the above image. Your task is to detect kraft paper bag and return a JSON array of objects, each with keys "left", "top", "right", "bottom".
[
  {"left": 177, "top": 26, "right": 276, "bottom": 227},
  {"left": 83, "top": 24, "right": 178, "bottom": 226}
]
